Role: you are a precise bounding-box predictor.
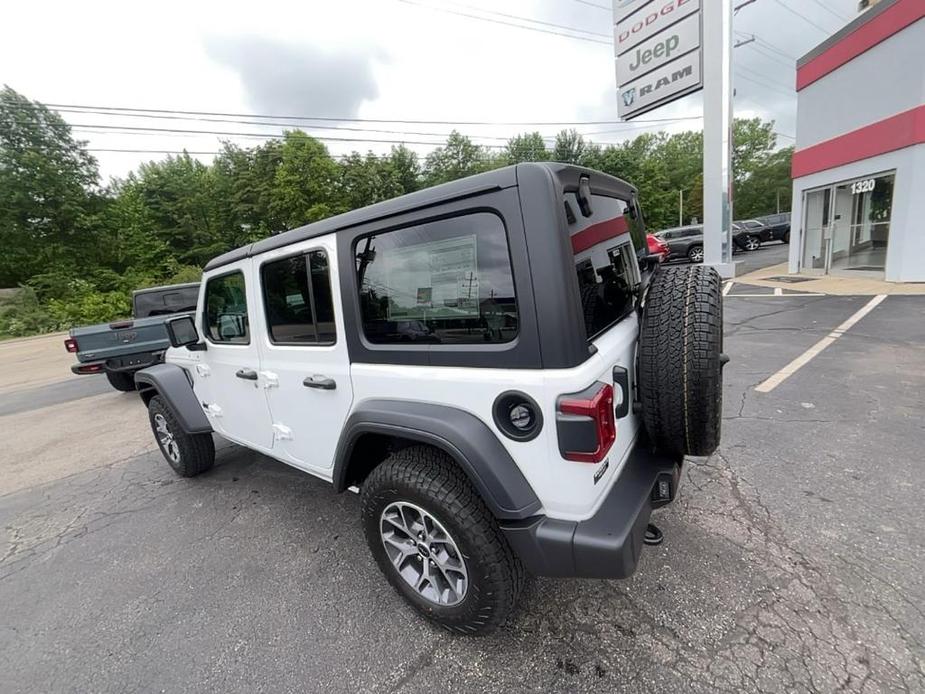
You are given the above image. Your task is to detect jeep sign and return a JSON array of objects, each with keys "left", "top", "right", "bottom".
[
  {"left": 615, "top": 11, "right": 700, "bottom": 87},
  {"left": 614, "top": 0, "right": 703, "bottom": 120}
]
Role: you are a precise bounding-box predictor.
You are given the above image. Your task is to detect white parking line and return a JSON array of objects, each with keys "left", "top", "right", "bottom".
[
  {"left": 726, "top": 292, "right": 826, "bottom": 298},
  {"left": 755, "top": 295, "right": 887, "bottom": 393},
  {"left": 722, "top": 281, "right": 733, "bottom": 296},
  {"left": 774, "top": 287, "right": 783, "bottom": 296}
]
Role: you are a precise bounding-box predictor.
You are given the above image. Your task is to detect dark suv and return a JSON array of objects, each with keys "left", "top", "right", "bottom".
[
  {"left": 756, "top": 213, "right": 791, "bottom": 243},
  {"left": 655, "top": 223, "right": 761, "bottom": 263}
]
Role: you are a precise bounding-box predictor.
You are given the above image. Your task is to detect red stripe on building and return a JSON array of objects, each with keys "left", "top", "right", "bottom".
[
  {"left": 791, "top": 104, "right": 925, "bottom": 178},
  {"left": 570, "top": 216, "right": 630, "bottom": 255},
  {"left": 797, "top": 0, "right": 925, "bottom": 91}
]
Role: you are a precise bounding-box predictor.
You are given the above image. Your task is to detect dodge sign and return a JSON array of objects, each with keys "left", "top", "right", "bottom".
[{"left": 614, "top": 0, "right": 703, "bottom": 119}]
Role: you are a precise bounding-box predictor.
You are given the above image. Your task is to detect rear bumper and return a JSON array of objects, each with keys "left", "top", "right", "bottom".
[
  {"left": 500, "top": 445, "right": 682, "bottom": 579},
  {"left": 71, "top": 350, "right": 164, "bottom": 375}
]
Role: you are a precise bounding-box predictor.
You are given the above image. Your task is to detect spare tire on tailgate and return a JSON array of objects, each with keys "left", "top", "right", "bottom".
[{"left": 639, "top": 265, "right": 723, "bottom": 457}]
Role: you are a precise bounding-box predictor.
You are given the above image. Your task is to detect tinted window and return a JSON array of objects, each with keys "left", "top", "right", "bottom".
[
  {"left": 262, "top": 250, "right": 336, "bottom": 345},
  {"left": 134, "top": 284, "right": 200, "bottom": 318},
  {"left": 356, "top": 213, "right": 518, "bottom": 345},
  {"left": 566, "top": 194, "right": 641, "bottom": 340},
  {"left": 204, "top": 272, "right": 249, "bottom": 344}
]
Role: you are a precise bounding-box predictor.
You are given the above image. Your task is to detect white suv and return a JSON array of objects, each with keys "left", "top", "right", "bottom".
[{"left": 136, "top": 163, "right": 724, "bottom": 634}]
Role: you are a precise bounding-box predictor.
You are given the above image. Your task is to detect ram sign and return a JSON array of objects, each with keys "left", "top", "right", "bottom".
[{"left": 614, "top": 0, "right": 703, "bottom": 119}]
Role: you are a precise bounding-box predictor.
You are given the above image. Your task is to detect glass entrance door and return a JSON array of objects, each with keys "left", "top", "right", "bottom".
[
  {"left": 801, "top": 188, "right": 830, "bottom": 272},
  {"left": 829, "top": 183, "right": 855, "bottom": 272},
  {"left": 801, "top": 173, "right": 895, "bottom": 275}
]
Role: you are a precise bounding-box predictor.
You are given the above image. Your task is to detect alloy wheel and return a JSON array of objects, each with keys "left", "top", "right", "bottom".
[
  {"left": 380, "top": 501, "right": 468, "bottom": 607},
  {"left": 689, "top": 248, "right": 704, "bottom": 263},
  {"left": 153, "top": 413, "right": 181, "bottom": 464}
]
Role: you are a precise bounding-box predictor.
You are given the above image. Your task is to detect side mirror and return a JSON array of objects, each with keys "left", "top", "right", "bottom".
[{"left": 165, "top": 315, "right": 204, "bottom": 350}]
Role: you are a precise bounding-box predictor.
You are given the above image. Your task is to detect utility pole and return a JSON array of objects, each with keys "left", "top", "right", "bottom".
[
  {"left": 777, "top": 190, "right": 781, "bottom": 214},
  {"left": 703, "top": 0, "right": 735, "bottom": 277},
  {"left": 679, "top": 190, "right": 684, "bottom": 227}
]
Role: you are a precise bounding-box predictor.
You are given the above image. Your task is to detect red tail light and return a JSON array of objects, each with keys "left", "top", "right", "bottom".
[
  {"left": 75, "top": 363, "right": 103, "bottom": 374},
  {"left": 64, "top": 338, "right": 79, "bottom": 353},
  {"left": 557, "top": 383, "right": 616, "bottom": 463}
]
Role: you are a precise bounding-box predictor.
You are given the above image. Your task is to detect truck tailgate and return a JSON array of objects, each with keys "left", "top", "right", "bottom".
[{"left": 70, "top": 315, "right": 171, "bottom": 363}]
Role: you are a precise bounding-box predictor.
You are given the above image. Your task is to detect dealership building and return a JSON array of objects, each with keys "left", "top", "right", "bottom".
[{"left": 788, "top": 0, "right": 925, "bottom": 282}]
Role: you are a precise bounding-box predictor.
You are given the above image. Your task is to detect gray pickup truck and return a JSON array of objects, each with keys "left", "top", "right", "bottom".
[{"left": 65, "top": 282, "right": 200, "bottom": 391}]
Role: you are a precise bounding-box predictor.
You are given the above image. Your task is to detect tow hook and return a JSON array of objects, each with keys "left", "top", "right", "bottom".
[{"left": 644, "top": 523, "right": 664, "bottom": 546}]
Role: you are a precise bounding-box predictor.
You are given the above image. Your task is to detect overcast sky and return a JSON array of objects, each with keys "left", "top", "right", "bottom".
[{"left": 2, "top": 0, "right": 862, "bottom": 181}]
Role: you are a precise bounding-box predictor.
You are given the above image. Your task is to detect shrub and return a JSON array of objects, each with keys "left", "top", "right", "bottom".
[{"left": 0, "top": 287, "right": 59, "bottom": 337}]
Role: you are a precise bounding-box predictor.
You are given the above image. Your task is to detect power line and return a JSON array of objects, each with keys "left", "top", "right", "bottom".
[
  {"left": 737, "top": 65, "right": 794, "bottom": 92},
  {"left": 33, "top": 101, "right": 700, "bottom": 127},
  {"left": 438, "top": 0, "right": 610, "bottom": 38},
  {"left": 395, "top": 0, "right": 612, "bottom": 45},
  {"left": 8, "top": 102, "right": 698, "bottom": 140},
  {"left": 805, "top": 0, "right": 852, "bottom": 23},
  {"left": 745, "top": 43, "right": 796, "bottom": 70},
  {"left": 770, "top": 0, "right": 835, "bottom": 35},
  {"left": 5, "top": 107, "right": 529, "bottom": 143},
  {"left": 572, "top": 0, "right": 610, "bottom": 11},
  {"left": 59, "top": 121, "right": 512, "bottom": 148},
  {"left": 737, "top": 72, "right": 795, "bottom": 98}
]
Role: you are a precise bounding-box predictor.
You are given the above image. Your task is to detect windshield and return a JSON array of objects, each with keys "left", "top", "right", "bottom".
[{"left": 133, "top": 284, "right": 200, "bottom": 318}]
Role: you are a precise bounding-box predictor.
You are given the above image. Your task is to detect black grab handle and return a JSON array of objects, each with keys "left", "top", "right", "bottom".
[{"left": 303, "top": 375, "right": 336, "bottom": 390}]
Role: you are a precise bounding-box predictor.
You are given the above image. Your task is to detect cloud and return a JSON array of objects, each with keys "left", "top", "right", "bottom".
[{"left": 203, "top": 35, "right": 380, "bottom": 118}]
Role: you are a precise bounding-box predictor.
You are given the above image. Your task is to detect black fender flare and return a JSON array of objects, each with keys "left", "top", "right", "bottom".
[
  {"left": 134, "top": 363, "right": 212, "bottom": 434},
  {"left": 333, "top": 400, "right": 542, "bottom": 521}
]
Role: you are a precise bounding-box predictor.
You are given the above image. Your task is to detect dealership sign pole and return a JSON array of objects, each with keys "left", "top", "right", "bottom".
[
  {"left": 614, "top": 0, "right": 734, "bottom": 276},
  {"left": 701, "top": 0, "right": 734, "bottom": 275}
]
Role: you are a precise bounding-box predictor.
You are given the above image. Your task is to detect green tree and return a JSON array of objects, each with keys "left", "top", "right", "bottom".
[
  {"left": 270, "top": 131, "right": 341, "bottom": 229},
  {"left": 339, "top": 152, "right": 406, "bottom": 210},
  {"left": 0, "top": 86, "right": 99, "bottom": 286},
  {"left": 735, "top": 147, "right": 793, "bottom": 218},
  {"left": 213, "top": 140, "right": 285, "bottom": 239},
  {"left": 129, "top": 153, "right": 226, "bottom": 267},
  {"left": 423, "top": 131, "right": 487, "bottom": 185},
  {"left": 505, "top": 132, "right": 550, "bottom": 163},
  {"left": 386, "top": 145, "right": 421, "bottom": 195},
  {"left": 552, "top": 129, "right": 587, "bottom": 164}
]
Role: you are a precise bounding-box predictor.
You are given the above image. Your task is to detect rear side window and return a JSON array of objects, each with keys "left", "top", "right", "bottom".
[
  {"left": 204, "top": 272, "right": 249, "bottom": 344},
  {"left": 566, "top": 194, "right": 642, "bottom": 340},
  {"left": 261, "top": 250, "right": 336, "bottom": 345},
  {"left": 133, "top": 285, "right": 199, "bottom": 318},
  {"left": 355, "top": 213, "right": 518, "bottom": 345}
]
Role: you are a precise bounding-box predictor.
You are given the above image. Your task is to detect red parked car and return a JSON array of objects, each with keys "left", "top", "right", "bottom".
[{"left": 647, "top": 234, "right": 669, "bottom": 261}]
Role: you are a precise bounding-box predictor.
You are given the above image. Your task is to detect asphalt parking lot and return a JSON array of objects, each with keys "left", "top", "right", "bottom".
[{"left": 2, "top": 242, "right": 923, "bottom": 693}]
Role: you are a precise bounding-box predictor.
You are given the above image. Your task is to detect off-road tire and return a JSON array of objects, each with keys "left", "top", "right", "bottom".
[
  {"left": 639, "top": 265, "right": 723, "bottom": 457},
  {"left": 361, "top": 446, "right": 526, "bottom": 635},
  {"left": 147, "top": 396, "right": 215, "bottom": 477},
  {"left": 106, "top": 370, "right": 137, "bottom": 392},
  {"left": 783, "top": 231, "right": 791, "bottom": 244}
]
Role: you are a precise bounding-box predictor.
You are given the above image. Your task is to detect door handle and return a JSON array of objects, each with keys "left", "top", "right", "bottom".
[
  {"left": 303, "top": 375, "right": 336, "bottom": 390},
  {"left": 235, "top": 368, "right": 258, "bottom": 381}
]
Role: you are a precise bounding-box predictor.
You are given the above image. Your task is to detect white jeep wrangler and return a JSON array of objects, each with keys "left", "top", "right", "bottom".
[{"left": 136, "top": 163, "right": 723, "bottom": 634}]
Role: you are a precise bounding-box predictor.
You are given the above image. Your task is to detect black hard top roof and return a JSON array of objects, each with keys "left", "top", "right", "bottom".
[
  {"left": 132, "top": 281, "right": 200, "bottom": 297},
  {"left": 203, "top": 162, "right": 637, "bottom": 272}
]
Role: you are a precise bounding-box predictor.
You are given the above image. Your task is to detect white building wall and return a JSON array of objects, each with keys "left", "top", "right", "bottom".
[
  {"left": 788, "top": 144, "right": 925, "bottom": 282},
  {"left": 796, "top": 20, "right": 925, "bottom": 149}
]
